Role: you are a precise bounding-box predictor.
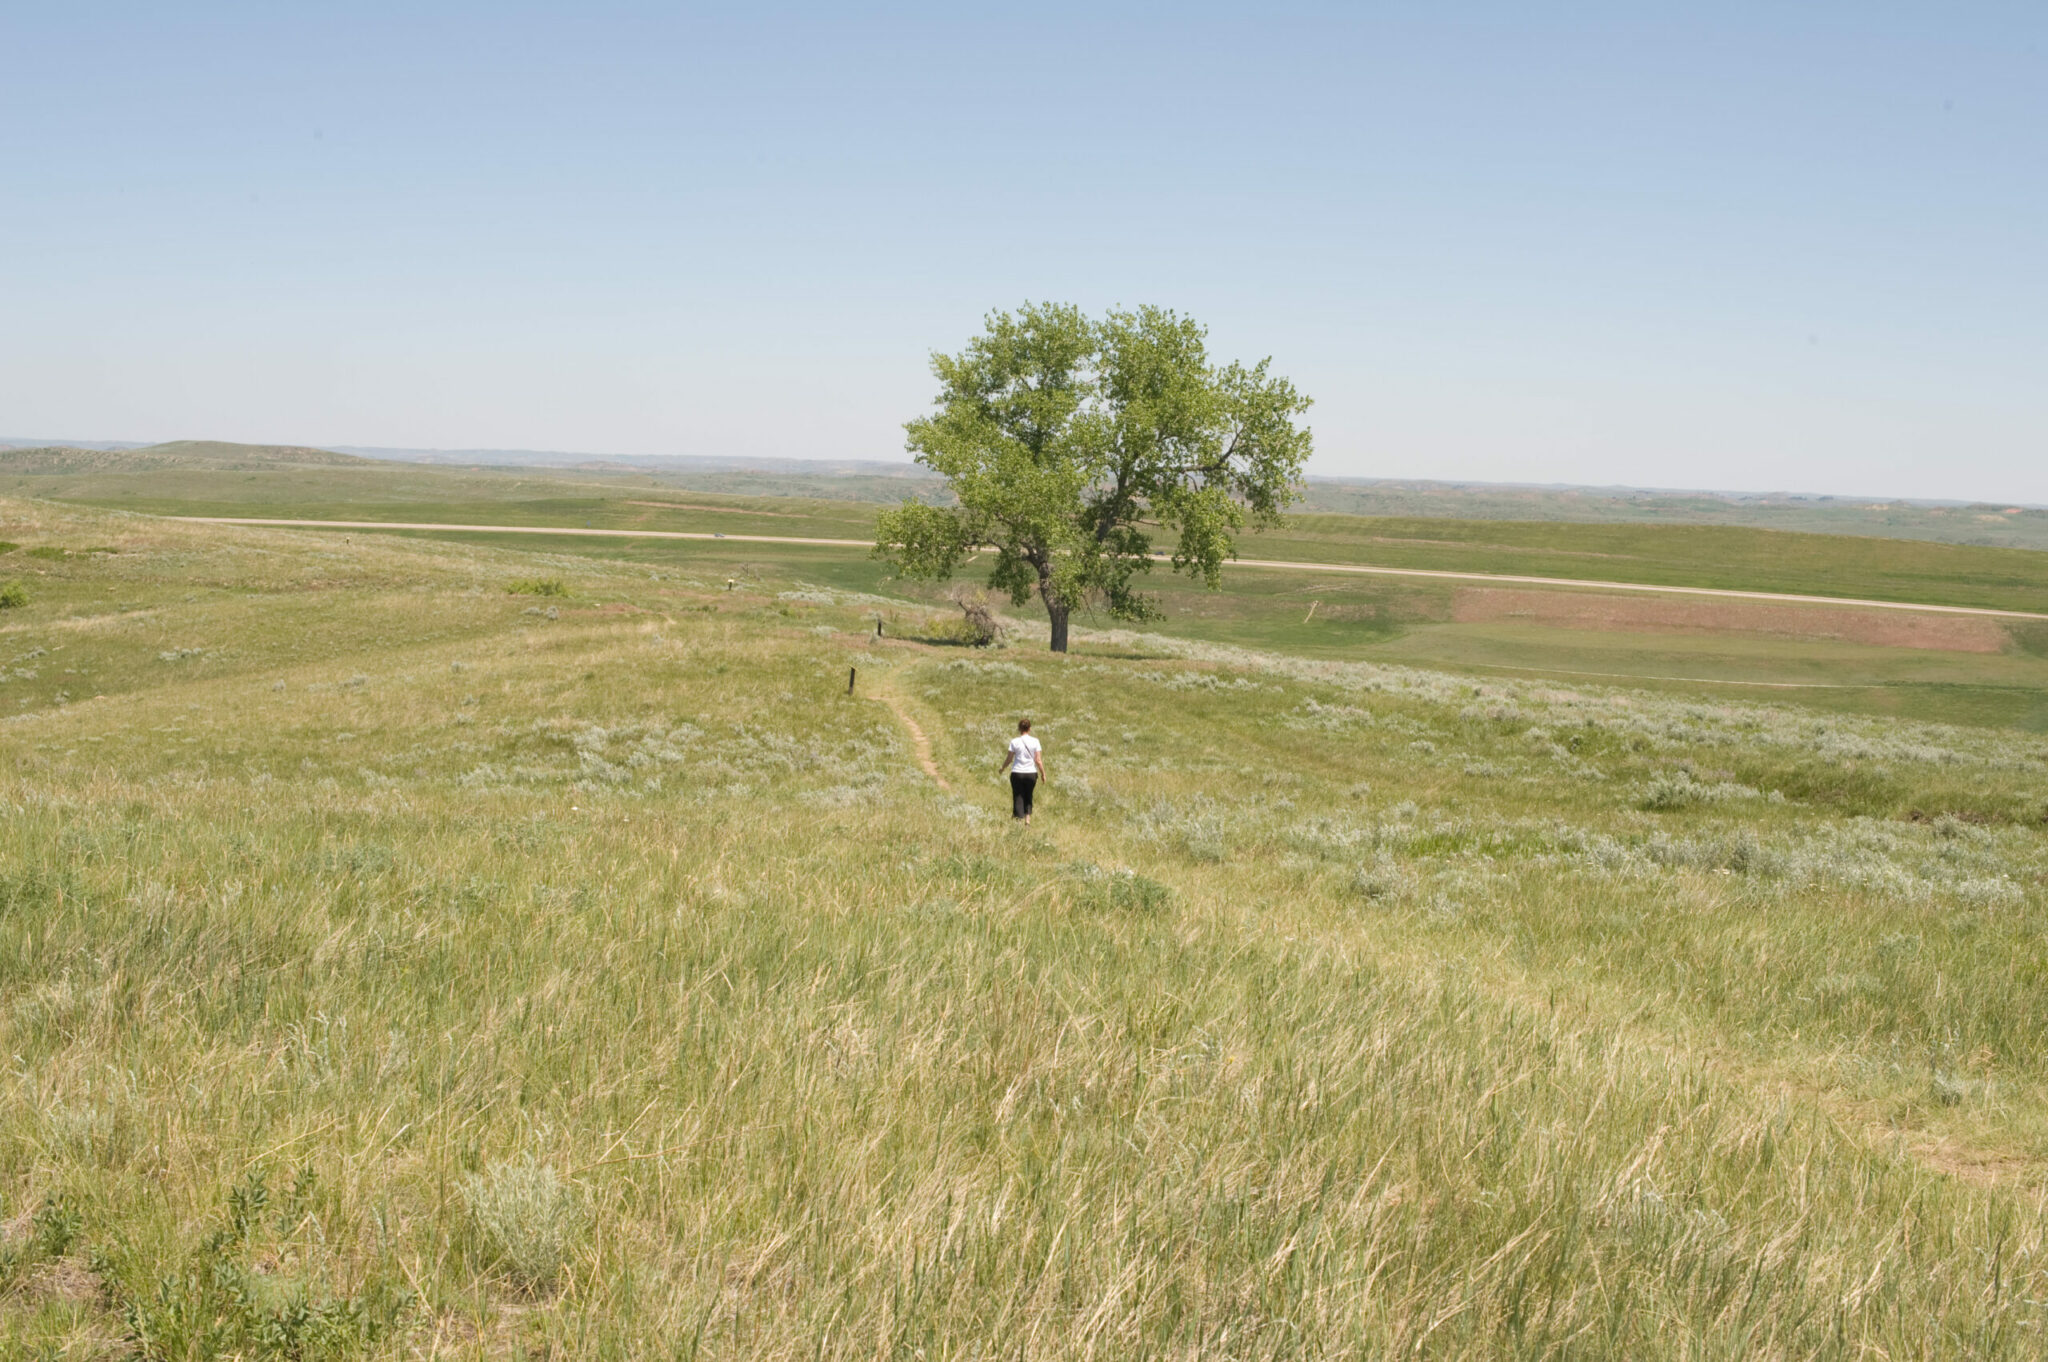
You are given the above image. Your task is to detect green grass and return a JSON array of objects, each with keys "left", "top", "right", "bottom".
[
  {"left": 1295, "top": 479, "right": 2048, "bottom": 552},
  {"left": 1239, "top": 514, "right": 2048, "bottom": 613},
  {"left": 259, "top": 523, "right": 2048, "bottom": 732},
  {"left": 22, "top": 455, "right": 2048, "bottom": 611},
  {"left": 18, "top": 441, "right": 2048, "bottom": 549},
  {"left": 3, "top": 498, "right": 2048, "bottom": 1356},
  {"left": 23, "top": 459, "right": 2048, "bottom": 729}
]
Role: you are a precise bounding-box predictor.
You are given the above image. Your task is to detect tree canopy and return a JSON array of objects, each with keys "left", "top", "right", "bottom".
[{"left": 874, "top": 303, "right": 1313, "bottom": 652}]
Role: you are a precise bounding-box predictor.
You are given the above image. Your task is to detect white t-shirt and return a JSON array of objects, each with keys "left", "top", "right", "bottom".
[{"left": 1007, "top": 734, "right": 1042, "bottom": 775}]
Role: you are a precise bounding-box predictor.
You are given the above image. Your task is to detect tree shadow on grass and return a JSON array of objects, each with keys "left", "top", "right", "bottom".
[
  {"left": 1065, "top": 647, "right": 1179, "bottom": 662},
  {"left": 900, "top": 630, "right": 994, "bottom": 649}
]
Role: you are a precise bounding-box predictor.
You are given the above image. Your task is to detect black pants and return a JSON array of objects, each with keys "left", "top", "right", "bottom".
[{"left": 1010, "top": 772, "right": 1038, "bottom": 820}]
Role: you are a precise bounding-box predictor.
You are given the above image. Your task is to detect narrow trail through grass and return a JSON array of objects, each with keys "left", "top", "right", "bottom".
[{"left": 876, "top": 679, "right": 951, "bottom": 791}]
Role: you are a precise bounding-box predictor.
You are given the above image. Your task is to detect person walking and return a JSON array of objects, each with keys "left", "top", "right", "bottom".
[{"left": 1000, "top": 719, "right": 1046, "bottom": 823}]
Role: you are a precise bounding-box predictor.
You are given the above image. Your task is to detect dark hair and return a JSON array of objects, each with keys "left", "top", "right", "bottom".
[{"left": 1018, "top": 719, "right": 1031, "bottom": 732}]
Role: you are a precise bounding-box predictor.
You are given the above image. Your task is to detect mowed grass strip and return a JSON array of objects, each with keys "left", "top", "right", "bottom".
[{"left": 1, "top": 499, "right": 2047, "bottom": 1356}]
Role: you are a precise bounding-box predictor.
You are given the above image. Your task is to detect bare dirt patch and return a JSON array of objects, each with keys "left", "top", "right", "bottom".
[
  {"left": 1452, "top": 588, "right": 2011, "bottom": 652},
  {"left": 21, "top": 1256, "right": 100, "bottom": 1305}
]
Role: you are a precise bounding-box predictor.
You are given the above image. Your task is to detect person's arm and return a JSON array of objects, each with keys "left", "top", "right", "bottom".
[
  {"left": 1035, "top": 743, "right": 1048, "bottom": 782},
  {"left": 997, "top": 742, "right": 1012, "bottom": 777}
]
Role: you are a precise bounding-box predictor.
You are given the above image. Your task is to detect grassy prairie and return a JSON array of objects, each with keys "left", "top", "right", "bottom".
[
  {"left": 24, "top": 453, "right": 2048, "bottom": 731},
  {"left": 1239, "top": 514, "right": 2048, "bottom": 614},
  {"left": 235, "top": 524, "right": 2048, "bottom": 733},
  {"left": 21, "top": 452, "right": 2048, "bottom": 612},
  {"left": 1294, "top": 480, "right": 2048, "bottom": 553},
  {"left": 3, "top": 499, "right": 2048, "bottom": 1357},
  {"left": 17, "top": 440, "right": 2048, "bottom": 550}
]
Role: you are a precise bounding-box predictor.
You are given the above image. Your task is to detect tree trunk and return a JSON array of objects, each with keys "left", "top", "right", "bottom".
[
  {"left": 1046, "top": 599, "right": 1071, "bottom": 653},
  {"left": 1034, "top": 557, "right": 1072, "bottom": 654}
]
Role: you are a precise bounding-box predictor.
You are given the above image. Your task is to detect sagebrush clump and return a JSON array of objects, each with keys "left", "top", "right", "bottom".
[{"left": 461, "top": 1158, "right": 584, "bottom": 1293}]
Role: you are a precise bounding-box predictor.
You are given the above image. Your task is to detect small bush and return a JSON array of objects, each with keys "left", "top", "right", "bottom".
[
  {"left": 462, "top": 1158, "right": 583, "bottom": 1292},
  {"left": 0, "top": 541, "right": 17, "bottom": 554},
  {"left": 1350, "top": 852, "right": 1413, "bottom": 902},
  {"left": 1639, "top": 769, "right": 1761, "bottom": 811},
  {"left": 25, "top": 545, "right": 68, "bottom": 561},
  {"left": 506, "top": 578, "right": 569, "bottom": 598},
  {"left": 0, "top": 581, "right": 28, "bottom": 609},
  {"left": 921, "top": 616, "right": 997, "bottom": 648},
  {"left": 30, "top": 1196, "right": 82, "bottom": 1258},
  {"left": 1074, "top": 866, "right": 1173, "bottom": 914},
  {"left": 1640, "top": 771, "right": 1708, "bottom": 811},
  {"left": 947, "top": 587, "right": 1002, "bottom": 647},
  {"left": 1112, "top": 870, "right": 1172, "bottom": 913}
]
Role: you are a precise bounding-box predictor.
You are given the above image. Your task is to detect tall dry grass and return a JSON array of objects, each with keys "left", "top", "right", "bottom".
[{"left": 1, "top": 498, "right": 2046, "bottom": 1357}]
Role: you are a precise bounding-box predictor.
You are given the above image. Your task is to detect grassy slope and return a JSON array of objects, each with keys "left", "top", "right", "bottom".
[{"left": 3, "top": 499, "right": 2048, "bottom": 1356}]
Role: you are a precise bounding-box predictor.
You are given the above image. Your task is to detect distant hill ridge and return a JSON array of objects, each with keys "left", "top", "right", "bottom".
[
  {"left": 4, "top": 436, "right": 2043, "bottom": 550},
  {"left": 329, "top": 445, "right": 938, "bottom": 477},
  {"left": 0, "top": 440, "right": 376, "bottom": 473}
]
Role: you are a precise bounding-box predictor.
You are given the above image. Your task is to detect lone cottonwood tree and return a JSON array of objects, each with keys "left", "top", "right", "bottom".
[{"left": 874, "top": 304, "right": 1313, "bottom": 652}]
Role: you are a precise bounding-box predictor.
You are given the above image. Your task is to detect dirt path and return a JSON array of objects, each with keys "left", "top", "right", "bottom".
[
  {"left": 876, "top": 685, "right": 949, "bottom": 791},
  {"left": 171, "top": 516, "right": 2048, "bottom": 621}
]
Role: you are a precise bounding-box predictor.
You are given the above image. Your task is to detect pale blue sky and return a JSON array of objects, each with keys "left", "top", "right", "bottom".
[{"left": 3, "top": 3, "right": 2043, "bottom": 500}]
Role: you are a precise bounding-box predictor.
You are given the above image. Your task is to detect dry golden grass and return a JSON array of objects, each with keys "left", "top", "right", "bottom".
[{"left": 2, "top": 498, "right": 2047, "bottom": 1358}]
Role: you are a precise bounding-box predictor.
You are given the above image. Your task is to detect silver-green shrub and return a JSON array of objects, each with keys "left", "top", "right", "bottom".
[{"left": 461, "top": 1157, "right": 584, "bottom": 1292}]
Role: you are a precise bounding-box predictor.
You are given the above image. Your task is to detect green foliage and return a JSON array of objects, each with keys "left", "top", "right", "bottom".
[
  {"left": 0, "top": 580, "right": 27, "bottom": 609},
  {"left": 876, "top": 302, "right": 1312, "bottom": 649},
  {"left": 0, "top": 1195, "right": 83, "bottom": 1291},
  {"left": 30, "top": 1196, "right": 82, "bottom": 1259},
  {"left": 916, "top": 613, "right": 998, "bottom": 648},
  {"left": 0, "top": 541, "right": 17, "bottom": 554},
  {"left": 505, "top": 576, "right": 569, "bottom": 597},
  {"left": 105, "top": 1169, "right": 413, "bottom": 1362},
  {"left": 25, "top": 546, "right": 68, "bottom": 561}
]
